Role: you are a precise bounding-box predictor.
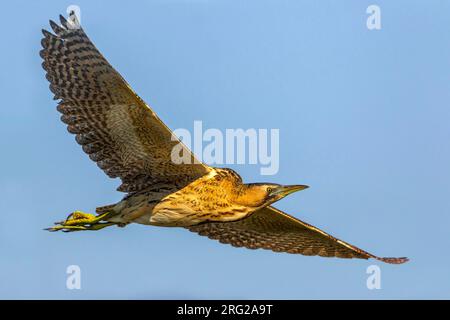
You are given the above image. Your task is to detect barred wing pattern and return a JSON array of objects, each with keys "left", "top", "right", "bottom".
[
  {"left": 188, "top": 206, "right": 408, "bottom": 264},
  {"left": 40, "top": 13, "right": 210, "bottom": 193}
]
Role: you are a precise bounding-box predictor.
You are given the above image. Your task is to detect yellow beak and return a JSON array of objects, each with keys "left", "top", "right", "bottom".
[{"left": 270, "top": 184, "right": 309, "bottom": 197}]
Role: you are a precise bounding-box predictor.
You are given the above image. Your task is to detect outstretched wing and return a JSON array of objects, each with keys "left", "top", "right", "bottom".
[
  {"left": 40, "top": 13, "right": 210, "bottom": 193},
  {"left": 188, "top": 206, "right": 408, "bottom": 264}
]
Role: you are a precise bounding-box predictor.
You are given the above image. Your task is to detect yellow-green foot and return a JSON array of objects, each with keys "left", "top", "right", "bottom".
[{"left": 45, "top": 210, "right": 118, "bottom": 232}]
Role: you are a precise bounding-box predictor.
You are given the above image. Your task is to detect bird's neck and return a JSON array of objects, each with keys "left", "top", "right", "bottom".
[{"left": 233, "top": 184, "right": 268, "bottom": 208}]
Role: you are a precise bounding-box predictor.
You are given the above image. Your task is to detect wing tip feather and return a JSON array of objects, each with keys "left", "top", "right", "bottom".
[
  {"left": 59, "top": 14, "right": 69, "bottom": 28},
  {"left": 375, "top": 256, "right": 409, "bottom": 264}
]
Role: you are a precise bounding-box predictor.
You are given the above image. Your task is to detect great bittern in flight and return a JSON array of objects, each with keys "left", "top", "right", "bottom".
[{"left": 41, "top": 12, "right": 408, "bottom": 264}]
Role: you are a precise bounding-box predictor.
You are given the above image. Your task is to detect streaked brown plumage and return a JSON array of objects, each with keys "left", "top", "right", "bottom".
[{"left": 41, "top": 12, "right": 408, "bottom": 264}]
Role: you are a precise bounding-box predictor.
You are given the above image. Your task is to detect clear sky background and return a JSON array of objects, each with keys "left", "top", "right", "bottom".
[{"left": 1, "top": 0, "right": 449, "bottom": 299}]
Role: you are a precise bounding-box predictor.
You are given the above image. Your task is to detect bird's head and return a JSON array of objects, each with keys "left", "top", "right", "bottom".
[{"left": 235, "top": 183, "right": 309, "bottom": 208}]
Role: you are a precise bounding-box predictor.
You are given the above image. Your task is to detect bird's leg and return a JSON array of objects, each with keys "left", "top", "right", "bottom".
[
  {"left": 45, "top": 210, "right": 119, "bottom": 232},
  {"left": 63, "top": 210, "right": 114, "bottom": 225},
  {"left": 47, "top": 222, "right": 117, "bottom": 232}
]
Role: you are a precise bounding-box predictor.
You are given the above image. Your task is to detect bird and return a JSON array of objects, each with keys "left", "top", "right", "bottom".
[{"left": 40, "top": 12, "right": 408, "bottom": 264}]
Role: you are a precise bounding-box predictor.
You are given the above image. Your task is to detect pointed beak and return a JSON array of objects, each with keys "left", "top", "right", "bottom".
[{"left": 270, "top": 184, "right": 309, "bottom": 198}]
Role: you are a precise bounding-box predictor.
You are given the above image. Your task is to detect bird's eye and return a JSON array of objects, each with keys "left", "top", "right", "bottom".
[{"left": 267, "top": 187, "right": 273, "bottom": 193}]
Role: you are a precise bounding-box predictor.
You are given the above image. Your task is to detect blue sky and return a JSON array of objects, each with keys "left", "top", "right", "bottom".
[{"left": 1, "top": 0, "right": 450, "bottom": 299}]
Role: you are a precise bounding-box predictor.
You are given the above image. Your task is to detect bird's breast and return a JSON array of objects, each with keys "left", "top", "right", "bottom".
[
  {"left": 148, "top": 175, "right": 251, "bottom": 226},
  {"left": 149, "top": 201, "right": 253, "bottom": 227}
]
